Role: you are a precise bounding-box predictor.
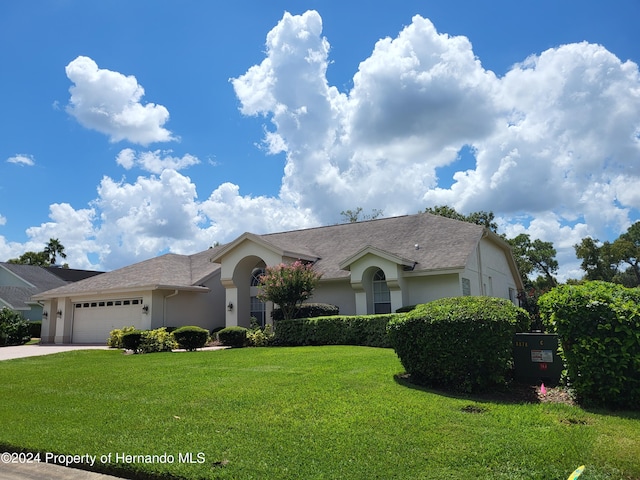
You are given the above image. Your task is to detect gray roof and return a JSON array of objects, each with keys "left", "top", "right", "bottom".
[
  {"left": 32, "top": 249, "right": 222, "bottom": 300},
  {"left": 34, "top": 213, "right": 519, "bottom": 299},
  {"left": 258, "top": 213, "right": 487, "bottom": 278},
  {"left": 0, "top": 263, "right": 69, "bottom": 309}
]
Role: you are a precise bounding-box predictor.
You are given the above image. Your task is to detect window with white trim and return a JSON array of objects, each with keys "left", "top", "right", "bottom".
[{"left": 373, "top": 269, "right": 391, "bottom": 314}]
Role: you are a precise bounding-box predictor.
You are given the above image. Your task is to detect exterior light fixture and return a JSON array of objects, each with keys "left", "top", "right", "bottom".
[
  {"left": 142, "top": 305, "right": 149, "bottom": 314},
  {"left": 227, "top": 302, "right": 233, "bottom": 311},
  {"left": 42, "top": 311, "right": 48, "bottom": 318}
]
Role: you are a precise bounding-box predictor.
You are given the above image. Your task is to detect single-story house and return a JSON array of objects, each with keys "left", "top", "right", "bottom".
[
  {"left": 0, "top": 263, "right": 102, "bottom": 321},
  {"left": 33, "top": 213, "right": 524, "bottom": 344}
]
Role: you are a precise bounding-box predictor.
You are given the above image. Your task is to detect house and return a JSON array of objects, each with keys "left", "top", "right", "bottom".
[
  {"left": 33, "top": 213, "right": 524, "bottom": 344},
  {"left": 0, "top": 263, "right": 102, "bottom": 322}
]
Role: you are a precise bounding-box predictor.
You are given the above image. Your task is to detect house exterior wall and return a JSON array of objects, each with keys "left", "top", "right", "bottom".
[
  {"left": 463, "top": 237, "right": 519, "bottom": 302},
  {"left": 403, "top": 273, "right": 462, "bottom": 306},
  {"left": 312, "top": 278, "right": 355, "bottom": 316}
]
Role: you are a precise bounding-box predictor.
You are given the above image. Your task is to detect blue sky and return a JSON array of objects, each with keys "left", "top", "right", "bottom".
[{"left": 1, "top": 0, "right": 639, "bottom": 280}]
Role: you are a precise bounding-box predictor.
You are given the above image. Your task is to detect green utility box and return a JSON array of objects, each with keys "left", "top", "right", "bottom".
[{"left": 513, "top": 333, "right": 563, "bottom": 386}]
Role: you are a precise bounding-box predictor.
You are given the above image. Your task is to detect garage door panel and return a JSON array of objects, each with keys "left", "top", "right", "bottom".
[{"left": 72, "top": 299, "right": 143, "bottom": 343}]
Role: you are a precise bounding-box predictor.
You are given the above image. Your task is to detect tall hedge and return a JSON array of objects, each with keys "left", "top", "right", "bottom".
[
  {"left": 388, "top": 297, "right": 529, "bottom": 393},
  {"left": 274, "top": 315, "right": 393, "bottom": 347},
  {"left": 0, "top": 308, "right": 31, "bottom": 346},
  {"left": 538, "top": 281, "right": 640, "bottom": 409},
  {"left": 271, "top": 303, "right": 339, "bottom": 321}
]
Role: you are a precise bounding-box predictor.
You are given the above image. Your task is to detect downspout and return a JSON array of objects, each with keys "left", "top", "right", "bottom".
[
  {"left": 163, "top": 290, "right": 179, "bottom": 327},
  {"left": 477, "top": 231, "right": 486, "bottom": 295}
]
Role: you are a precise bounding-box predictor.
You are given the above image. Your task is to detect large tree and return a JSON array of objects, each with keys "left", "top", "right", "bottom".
[
  {"left": 508, "top": 234, "right": 559, "bottom": 288},
  {"left": 7, "top": 238, "right": 68, "bottom": 267},
  {"left": 574, "top": 222, "right": 640, "bottom": 287},
  {"left": 424, "top": 205, "right": 498, "bottom": 232},
  {"left": 257, "top": 260, "right": 322, "bottom": 321}
]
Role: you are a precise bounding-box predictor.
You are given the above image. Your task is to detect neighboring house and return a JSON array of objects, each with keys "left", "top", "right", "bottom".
[
  {"left": 0, "top": 263, "right": 102, "bottom": 322},
  {"left": 34, "top": 213, "right": 524, "bottom": 344}
]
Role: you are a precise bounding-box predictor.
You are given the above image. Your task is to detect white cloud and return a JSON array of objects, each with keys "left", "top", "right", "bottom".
[
  {"left": 65, "top": 56, "right": 176, "bottom": 145},
  {"left": 0, "top": 214, "right": 6, "bottom": 226},
  {"left": 116, "top": 148, "right": 200, "bottom": 174},
  {"left": 7, "top": 154, "right": 35, "bottom": 166},
  {"left": 7, "top": 12, "right": 639, "bottom": 281}
]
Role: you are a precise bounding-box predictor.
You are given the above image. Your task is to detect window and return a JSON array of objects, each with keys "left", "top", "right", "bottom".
[
  {"left": 462, "top": 278, "right": 471, "bottom": 296},
  {"left": 250, "top": 296, "right": 266, "bottom": 327},
  {"left": 373, "top": 269, "right": 391, "bottom": 314},
  {"left": 250, "top": 268, "right": 265, "bottom": 286}
]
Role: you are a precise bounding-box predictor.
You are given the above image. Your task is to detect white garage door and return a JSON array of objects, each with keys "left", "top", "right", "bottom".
[{"left": 72, "top": 298, "right": 144, "bottom": 344}]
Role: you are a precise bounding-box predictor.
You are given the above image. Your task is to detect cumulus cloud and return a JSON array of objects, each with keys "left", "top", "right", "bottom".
[
  {"left": 0, "top": 214, "right": 6, "bottom": 226},
  {"left": 65, "top": 56, "right": 176, "bottom": 145},
  {"left": 116, "top": 148, "right": 200, "bottom": 174},
  {"left": 9, "top": 11, "right": 639, "bottom": 280},
  {"left": 7, "top": 154, "right": 35, "bottom": 166},
  {"left": 231, "top": 10, "right": 640, "bottom": 280}
]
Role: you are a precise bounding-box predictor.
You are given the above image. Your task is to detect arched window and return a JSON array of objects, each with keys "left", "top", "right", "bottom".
[
  {"left": 373, "top": 269, "right": 391, "bottom": 314},
  {"left": 250, "top": 267, "right": 266, "bottom": 327}
]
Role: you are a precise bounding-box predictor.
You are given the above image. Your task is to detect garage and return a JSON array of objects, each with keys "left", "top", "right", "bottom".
[{"left": 72, "top": 298, "right": 144, "bottom": 343}]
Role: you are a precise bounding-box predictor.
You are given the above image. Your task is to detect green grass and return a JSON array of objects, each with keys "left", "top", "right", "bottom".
[{"left": 0, "top": 346, "right": 639, "bottom": 479}]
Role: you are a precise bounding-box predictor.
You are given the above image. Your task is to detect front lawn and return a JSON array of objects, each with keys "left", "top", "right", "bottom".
[{"left": 0, "top": 346, "right": 638, "bottom": 479}]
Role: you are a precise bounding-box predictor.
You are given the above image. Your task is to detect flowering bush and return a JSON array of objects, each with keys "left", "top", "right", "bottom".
[{"left": 257, "top": 261, "right": 322, "bottom": 321}]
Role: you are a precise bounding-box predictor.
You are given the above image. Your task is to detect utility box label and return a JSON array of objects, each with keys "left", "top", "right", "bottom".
[{"left": 531, "top": 349, "right": 553, "bottom": 363}]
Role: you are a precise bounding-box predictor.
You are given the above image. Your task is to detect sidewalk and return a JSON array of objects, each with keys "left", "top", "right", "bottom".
[{"left": 0, "top": 461, "right": 124, "bottom": 479}]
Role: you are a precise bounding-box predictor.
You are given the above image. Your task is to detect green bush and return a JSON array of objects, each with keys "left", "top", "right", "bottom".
[
  {"left": 246, "top": 323, "right": 275, "bottom": 347},
  {"left": 217, "top": 326, "right": 248, "bottom": 347},
  {"left": 29, "top": 321, "right": 42, "bottom": 338},
  {"left": 271, "top": 303, "right": 339, "bottom": 321},
  {"left": 0, "top": 308, "right": 31, "bottom": 346},
  {"left": 538, "top": 281, "right": 640, "bottom": 409},
  {"left": 172, "top": 326, "right": 210, "bottom": 351},
  {"left": 388, "top": 297, "right": 530, "bottom": 393},
  {"left": 140, "top": 327, "right": 177, "bottom": 353},
  {"left": 395, "top": 305, "right": 417, "bottom": 313},
  {"left": 274, "top": 315, "right": 393, "bottom": 348},
  {"left": 121, "top": 330, "right": 144, "bottom": 353},
  {"left": 107, "top": 326, "right": 137, "bottom": 348}
]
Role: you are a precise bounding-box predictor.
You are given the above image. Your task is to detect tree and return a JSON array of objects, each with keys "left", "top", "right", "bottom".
[
  {"left": 574, "top": 222, "right": 640, "bottom": 287},
  {"left": 44, "top": 238, "right": 67, "bottom": 265},
  {"left": 508, "top": 234, "right": 559, "bottom": 288},
  {"left": 257, "top": 260, "right": 322, "bottom": 321},
  {"left": 340, "top": 207, "right": 384, "bottom": 223},
  {"left": 7, "top": 251, "right": 50, "bottom": 266},
  {"left": 424, "top": 205, "right": 498, "bottom": 232},
  {"left": 574, "top": 238, "right": 618, "bottom": 282}
]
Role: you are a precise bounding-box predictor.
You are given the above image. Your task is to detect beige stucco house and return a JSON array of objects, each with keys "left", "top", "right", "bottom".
[{"left": 33, "top": 213, "right": 523, "bottom": 344}]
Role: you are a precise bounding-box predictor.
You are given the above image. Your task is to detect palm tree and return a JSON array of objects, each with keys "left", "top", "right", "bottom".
[{"left": 44, "top": 238, "right": 67, "bottom": 265}]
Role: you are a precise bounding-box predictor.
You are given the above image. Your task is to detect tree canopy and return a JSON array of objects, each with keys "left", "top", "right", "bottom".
[{"left": 7, "top": 238, "right": 68, "bottom": 267}]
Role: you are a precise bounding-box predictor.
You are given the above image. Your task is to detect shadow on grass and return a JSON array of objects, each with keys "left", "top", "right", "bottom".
[{"left": 393, "top": 373, "right": 543, "bottom": 405}]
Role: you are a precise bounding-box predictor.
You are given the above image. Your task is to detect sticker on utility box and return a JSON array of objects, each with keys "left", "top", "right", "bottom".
[{"left": 531, "top": 350, "right": 553, "bottom": 363}]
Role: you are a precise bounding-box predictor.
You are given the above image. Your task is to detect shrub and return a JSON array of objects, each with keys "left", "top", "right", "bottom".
[
  {"left": 107, "top": 326, "right": 137, "bottom": 348},
  {"left": 388, "top": 297, "right": 530, "bottom": 393},
  {"left": 121, "top": 330, "right": 144, "bottom": 353},
  {"left": 0, "top": 308, "right": 31, "bottom": 346},
  {"left": 395, "top": 305, "right": 417, "bottom": 313},
  {"left": 217, "top": 326, "right": 248, "bottom": 347},
  {"left": 29, "top": 321, "right": 42, "bottom": 338},
  {"left": 271, "top": 303, "right": 339, "bottom": 321},
  {"left": 538, "top": 281, "right": 640, "bottom": 409},
  {"left": 140, "top": 328, "right": 177, "bottom": 353},
  {"left": 172, "top": 326, "right": 210, "bottom": 351},
  {"left": 274, "top": 315, "right": 393, "bottom": 348},
  {"left": 246, "top": 324, "right": 275, "bottom": 347}
]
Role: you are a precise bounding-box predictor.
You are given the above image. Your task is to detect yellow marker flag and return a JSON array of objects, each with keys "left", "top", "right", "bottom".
[{"left": 567, "top": 465, "right": 585, "bottom": 480}]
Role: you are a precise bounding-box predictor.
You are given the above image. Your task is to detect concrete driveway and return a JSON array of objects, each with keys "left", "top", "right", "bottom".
[{"left": 0, "top": 344, "right": 111, "bottom": 361}]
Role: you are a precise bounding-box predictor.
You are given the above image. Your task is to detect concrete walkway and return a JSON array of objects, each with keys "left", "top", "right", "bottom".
[
  {"left": 0, "top": 461, "right": 125, "bottom": 479},
  {"left": 0, "top": 344, "right": 110, "bottom": 361}
]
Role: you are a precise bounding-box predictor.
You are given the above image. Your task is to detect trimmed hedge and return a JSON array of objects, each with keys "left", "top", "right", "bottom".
[
  {"left": 0, "top": 308, "right": 31, "bottom": 346},
  {"left": 29, "top": 321, "right": 42, "bottom": 338},
  {"left": 388, "top": 297, "right": 530, "bottom": 393},
  {"left": 121, "top": 330, "right": 144, "bottom": 353},
  {"left": 274, "top": 314, "right": 393, "bottom": 348},
  {"left": 271, "top": 303, "right": 339, "bottom": 321},
  {"left": 172, "top": 326, "right": 209, "bottom": 351},
  {"left": 539, "top": 281, "right": 640, "bottom": 409},
  {"left": 217, "top": 326, "right": 248, "bottom": 347}
]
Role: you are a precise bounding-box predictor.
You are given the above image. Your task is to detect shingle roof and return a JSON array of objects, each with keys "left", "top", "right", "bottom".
[
  {"left": 0, "top": 263, "right": 69, "bottom": 309},
  {"left": 34, "top": 213, "right": 517, "bottom": 299},
  {"left": 259, "top": 213, "right": 486, "bottom": 278},
  {"left": 32, "top": 250, "right": 222, "bottom": 299}
]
